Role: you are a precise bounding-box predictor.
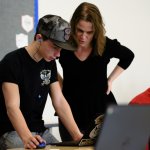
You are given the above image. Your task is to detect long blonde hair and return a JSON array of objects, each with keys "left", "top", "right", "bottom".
[{"left": 69, "top": 2, "right": 106, "bottom": 56}]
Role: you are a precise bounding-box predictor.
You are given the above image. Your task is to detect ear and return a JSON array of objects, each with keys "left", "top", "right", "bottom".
[{"left": 36, "top": 34, "right": 42, "bottom": 43}]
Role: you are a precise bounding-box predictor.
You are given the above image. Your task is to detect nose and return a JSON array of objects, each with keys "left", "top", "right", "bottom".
[{"left": 81, "top": 32, "right": 86, "bottom": 39}]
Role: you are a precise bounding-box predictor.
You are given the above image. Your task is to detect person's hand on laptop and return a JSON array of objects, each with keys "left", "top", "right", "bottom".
[{"left": 73, "top": 133, "right": 83, "bottom": 141}]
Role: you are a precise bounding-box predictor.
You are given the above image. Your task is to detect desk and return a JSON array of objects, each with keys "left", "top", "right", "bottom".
[
  {"left": 7, "top": 145, "right": 94, "bottom": 150},
  {"left": 44, "top": 122, "right": 58, "bottom": 133}
]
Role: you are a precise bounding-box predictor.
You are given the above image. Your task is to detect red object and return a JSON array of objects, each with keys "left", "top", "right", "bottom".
[
  {"left": 146, "top": 143, "right": 149, "bottom": 150},
  {"left": 129, "top": 88, "right": 150, "bottom": 105},
  {"left": 129, "top": 88, "right": 150, "bottom": 150}
]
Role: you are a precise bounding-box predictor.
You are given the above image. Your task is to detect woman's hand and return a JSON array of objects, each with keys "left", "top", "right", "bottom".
[{"left": 106, "top": 80, "right": 112, "bottom": 95}]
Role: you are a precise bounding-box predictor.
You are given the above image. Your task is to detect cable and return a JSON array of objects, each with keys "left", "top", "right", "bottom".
[{"left": 33, "top": 39, "right": 41, "bottom": 62}]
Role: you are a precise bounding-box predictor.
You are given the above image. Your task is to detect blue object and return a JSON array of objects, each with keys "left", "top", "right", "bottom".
[
  {"left": 34, "top": 0, "right": 38, "bottom": 33},
  {"left": 36, "top": 141, "right": 46, "bottom": 149},
  {"left": 39, "top": 95, "right": 41, "bottom": 98},
  {"left": 39, "top": 39, "right": 41, "bottom": 42}
]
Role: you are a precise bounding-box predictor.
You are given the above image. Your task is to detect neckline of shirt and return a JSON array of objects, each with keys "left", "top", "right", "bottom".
[
  {"left": 23, "top": 47, "right": 44, "bottom": 66},
  {"left": 73, "top": 49, "right": 93, "bottom": 63}
]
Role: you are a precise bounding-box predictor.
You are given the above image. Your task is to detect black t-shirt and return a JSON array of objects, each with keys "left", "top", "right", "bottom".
[
  {"left": 58, "top": 37, "right": 134, "bottom": 129},
  {"left": 0, "top": 48, "right": 58, "bottom": 135}
]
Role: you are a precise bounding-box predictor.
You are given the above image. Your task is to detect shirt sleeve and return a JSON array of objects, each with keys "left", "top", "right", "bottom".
[
  {"left": 0, "top": 57, "right": 21, "bottom": 85},
  {"left": 50, "top": 60, "right": 58, "bottom": 84},
  {"left": 105, "top": 37, "right": 135, "bottom": 70}
]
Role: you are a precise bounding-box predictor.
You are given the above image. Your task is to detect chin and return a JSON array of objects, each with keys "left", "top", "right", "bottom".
[{"left": 44, "top": 58, "right": 51, "bottom": 62}]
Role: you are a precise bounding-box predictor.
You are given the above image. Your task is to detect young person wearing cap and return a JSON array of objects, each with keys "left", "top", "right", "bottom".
[
  {"left": 57, "top": 2, "right": 135, "bottom": 142},
  {"left": 0, "top": 15, "right": 83, "bottom": 150}
]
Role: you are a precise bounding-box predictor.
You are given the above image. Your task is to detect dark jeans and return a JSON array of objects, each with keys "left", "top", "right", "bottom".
[{"left": 58, "top": 119, "right": 85, "bottom": 142}]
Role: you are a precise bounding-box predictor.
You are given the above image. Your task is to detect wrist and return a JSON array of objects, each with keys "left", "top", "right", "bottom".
[
  {"left": 72, "top": 131, "right": 83, "bottom": 141},
  {"left": 107, "top": 77, "right": 113, "bottom": 83},
  {"left": 22, "top": 133, "right": 33, "bottom": 144}
]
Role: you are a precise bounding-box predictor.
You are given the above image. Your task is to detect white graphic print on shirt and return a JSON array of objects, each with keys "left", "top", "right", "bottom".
[{"left": 40, "top": 69, "right": 51, "bottom": 86}]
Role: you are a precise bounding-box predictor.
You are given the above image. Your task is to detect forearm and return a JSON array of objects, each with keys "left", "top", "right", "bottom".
[
  {"left": 108, "top": 65, "right": 124, "bottom": 83},
  {"left": 53, "top": 97, "right": 81, "bottom": 141},
  {"left": 57, "top": 71, "right": 63, "bottom": 90},
  {"left": 2, "top": 82, "right": 43, "bottom": 149},
  {"left": 50, "top": 82, "right": 82, "bottom": 141},
  {"left": 7, "top": 105, "right": 32, "bottom": 143}
]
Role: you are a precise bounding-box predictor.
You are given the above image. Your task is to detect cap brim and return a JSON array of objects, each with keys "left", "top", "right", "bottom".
[{"left": 50, "top": 39, "right": 77, "bottom": 52}]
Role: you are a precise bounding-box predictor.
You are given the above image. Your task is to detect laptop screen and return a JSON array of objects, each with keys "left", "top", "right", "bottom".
[{"left": 95, "top": 105, "right": 150, "bottom": 150}]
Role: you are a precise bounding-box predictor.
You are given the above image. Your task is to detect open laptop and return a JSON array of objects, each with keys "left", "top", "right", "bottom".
[
  {"left": 95, "top": 105, "right": 150, "bottom": 150},
  {"left": 49, "top": 113, "right": 104, "bottom": 146}
]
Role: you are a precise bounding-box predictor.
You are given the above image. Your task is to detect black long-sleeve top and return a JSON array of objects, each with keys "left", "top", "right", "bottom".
[{"left": 58, "top": 37, "right": 134, "bottom": 129}]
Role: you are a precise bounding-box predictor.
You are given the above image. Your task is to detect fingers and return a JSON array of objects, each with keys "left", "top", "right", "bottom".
[
  {"left": 24, "top": 138, "right": 37, "bottom": 149},
  {"left": 106, "top": 86, "right": 111, "bottom": 95},
  {"left": 33, "top": 135, "right": 42, "bottom": 144},
  {"left": 24, "top": 135, "right": 46, "bottom": 149},
  {"left": 106, "top": 89, "right": 110, "bottom": 95},
  {"left": 26, "top": 140, "right": 37, "bottom": 149},
  {"left": 34, "top": 135, "right": 46, "bottom": 144},
  {"left": 25, "top": 143, "right": 33, "bottom": 149},
  {"left": 107, "top": 81, "right": 112, "bottom": 95}
]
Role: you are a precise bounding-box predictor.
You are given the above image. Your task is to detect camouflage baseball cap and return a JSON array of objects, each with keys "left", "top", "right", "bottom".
[{"left": 36, "top": 15, "right": 77, "bottom": 52}]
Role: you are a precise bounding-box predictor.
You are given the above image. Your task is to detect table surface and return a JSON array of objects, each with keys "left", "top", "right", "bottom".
[{"left": 8, "top": 145, "right": 94, "bottom": 150}]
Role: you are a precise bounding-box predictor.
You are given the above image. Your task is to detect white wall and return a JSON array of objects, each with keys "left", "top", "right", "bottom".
[{"left": 38, "top": 0, "right": 150, "bottom": 141}]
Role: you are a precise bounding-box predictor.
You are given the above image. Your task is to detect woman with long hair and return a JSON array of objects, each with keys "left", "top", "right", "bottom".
[{"left": 57, "top": 2, "right": 134, "bottom": 141}]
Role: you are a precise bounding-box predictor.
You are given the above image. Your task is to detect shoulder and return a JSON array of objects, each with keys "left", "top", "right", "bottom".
[
  {"left": 59, "top": 49, "right": 74, "bottom": 64},
  {"left": 0, "top": 48, "right": 25, "bottom": 83},
  {"left": 103, "top": 37, "right": 120, "bottom": 56},
  {"left": 105, "top": 36, "right": 121, "bottom": 49},
  {"left": 60, "top": 49, "right": 73, "bottom": 56},
  {"left": 1, "top": 48, "right": 25, "bottom": 69},
  {"left": 2, "top": 48, "right": 25, "bottom": 61}
]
